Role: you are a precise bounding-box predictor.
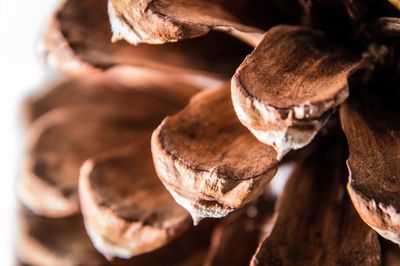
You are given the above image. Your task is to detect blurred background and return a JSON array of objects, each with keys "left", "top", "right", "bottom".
[{"left": 0, "top": 0, "right": 58, "bottom": 264}]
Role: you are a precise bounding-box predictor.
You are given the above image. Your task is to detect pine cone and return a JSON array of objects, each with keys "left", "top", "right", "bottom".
[{"left": 17, "top": 0, "right": 400, "bottom": 265}]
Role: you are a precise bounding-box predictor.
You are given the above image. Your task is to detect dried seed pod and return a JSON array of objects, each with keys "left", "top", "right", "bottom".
[
  {"left": 42, "top": 0, "right": 119, "bottom": 74},
  {"left": 19, "top": 69, "right": 197, "bottom": 217},
  {"left": 108, "top": 0, "right": 264, "bottom": 46},
  {"left": 17, "top": 209, "right": 106, "bottom": 266},
  {"left": 231, "top": 25, "right": 362, "bottom": 158},
  {"left": 340, "top": 79, "right": 400, "bottom": 244},
  {"left": 112, "top": 220, "right": 216, "bottom": 266},
  {"left": 152, "top": 85, "right": 278, "bottom": 223},
  {"left": 42, "top": 0, "right": 250, "bottom": 82},
  {"left": 251, "top": 141, "right": 381, "bottom": 266},
  {"left": 79, "top": 144, "right": 191, "bottom": 258},
  {"left": 19, "top": 107, "right": 152, "bottom": 217},
  {"left": 204, "top": 194, "right": 275, "bottom": 266},
  {"left": 17, "top": 208, "right": 213, "bottom": 266},
  {"left": 23, "top": 67, "right": 199, "bottom": 125}
]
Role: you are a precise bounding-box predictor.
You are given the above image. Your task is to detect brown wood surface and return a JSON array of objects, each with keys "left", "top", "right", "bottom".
[
  {"left": 79, "top": 144, "right": 191, "bottom": 258},
  {"left": 231, "top": 25, "right": 362, "bottom": 157},
  {"left": 340, "top": 76, "right": 400, "bottom": 245},
  {"left": 251, "top": 140, "right": 381, "bottom": 266},
  {"left": 204, "top": 194, "right": 275, "bottom": 266},
  {"left": 23, "top": 67, "right": 199, "bottom": 125},
  {"left": 43, "top": 0, "right": 251, "bottom": 80},
  {"left": 19, "top": 68, "right": 196, "bottom": 217},
  {"left": 17, "top": 209, "right": 212, "bottom": 266},
  {"left": 109, "top": 0, "right": 269, "bottom": 45},
  {"left": 17, "top": 209, "right": 106, "bottom": 266},
  {"left": 152, "top": 84, "right": 278, "bottom": 223}
]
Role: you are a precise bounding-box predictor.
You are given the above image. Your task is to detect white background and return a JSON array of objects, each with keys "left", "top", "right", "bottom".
[{"left": 0, "top": 0, "right": 58, "bottom": 264}]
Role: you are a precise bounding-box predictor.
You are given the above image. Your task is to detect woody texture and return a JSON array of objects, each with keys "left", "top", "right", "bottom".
[{"left": 16, "top": 0, "right": 400, "bottom": 265}]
